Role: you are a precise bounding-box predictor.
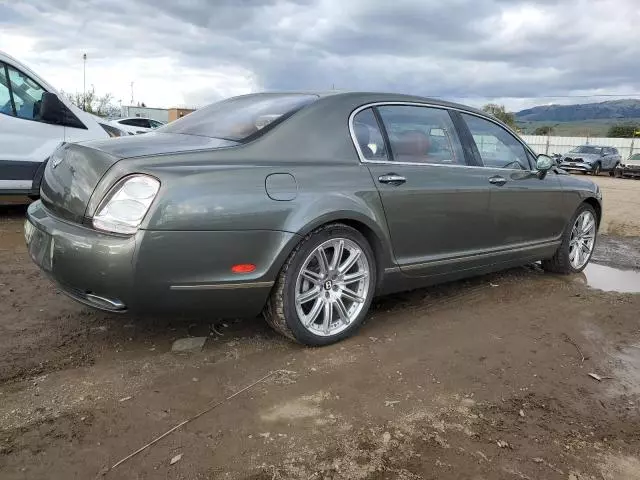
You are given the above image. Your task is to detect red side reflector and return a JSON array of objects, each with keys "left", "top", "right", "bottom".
[{"left": 231, "top": 263, "right": 256, "bottom": 273}]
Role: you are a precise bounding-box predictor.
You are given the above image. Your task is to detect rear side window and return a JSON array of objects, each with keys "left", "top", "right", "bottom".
[
  {"left": 160, "top": 93, "right": 319, "bottom": 142},
  {"left": 352, "top": 108, "right": 388, "bottom": 161},
  {"left": 376, "top": 105, "right": 464, "bottom": 164}
]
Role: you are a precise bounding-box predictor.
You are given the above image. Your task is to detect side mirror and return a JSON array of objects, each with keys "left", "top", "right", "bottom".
[
  {"left": 39, "top": 92, "right": 65, "bottom": 124},
  {"left": 536, "top": 154, "right": 554, "bottom": 179}
]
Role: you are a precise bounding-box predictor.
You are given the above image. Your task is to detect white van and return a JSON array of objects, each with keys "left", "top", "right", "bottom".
[{"left": 0, "top": 50, "right": 126, "bottom": 196}]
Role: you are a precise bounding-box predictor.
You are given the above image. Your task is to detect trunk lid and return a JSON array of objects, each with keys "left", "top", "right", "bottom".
[{"left": 40, "top": 133, "right": 238, "bottom": 224}]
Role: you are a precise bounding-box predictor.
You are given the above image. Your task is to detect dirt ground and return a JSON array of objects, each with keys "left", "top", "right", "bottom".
[
  {"left": 590, "top": 176, "right": 640, "bottom": 237},
  {"left": 1, "top": 175, "right": 640, "bottom": 480}
]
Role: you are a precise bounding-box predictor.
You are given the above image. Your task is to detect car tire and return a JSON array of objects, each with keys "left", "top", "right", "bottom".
[
  {"left": 591, "top": 162, "right": 601, "bottom": 176},
  {"left": 542, "top": 203, "right": 598, "bottom": 274},
  {"left": 264, "top": 223, "right": 377, "bottom": 346}
]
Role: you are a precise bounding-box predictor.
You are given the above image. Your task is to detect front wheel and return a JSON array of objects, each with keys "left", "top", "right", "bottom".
[
  {"left": 264, "top": 224, "right": 377, "bottom": 346},
  {"left": 542, "top": 203, "right": 597, "bottom": 274},
  {"left": 591, "top": 163, "right": 601, "bottom": 176}
]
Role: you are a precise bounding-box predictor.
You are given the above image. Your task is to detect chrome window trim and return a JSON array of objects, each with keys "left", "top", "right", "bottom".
[{"left": 348, "top": 101, "right": 538, "bottom": 172}]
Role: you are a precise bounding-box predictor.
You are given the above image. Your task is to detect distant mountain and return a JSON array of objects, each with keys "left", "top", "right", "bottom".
[{"left": 515, "top": 99, "right": 640, "bottom": 122}]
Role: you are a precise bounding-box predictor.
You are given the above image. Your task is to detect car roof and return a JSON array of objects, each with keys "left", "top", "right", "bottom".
[
  {"left": 116, "top": 117, "right": 152, "bottom": 121},
  {"left": 245, "top": 90, "right": 489, "bottom": 117}
]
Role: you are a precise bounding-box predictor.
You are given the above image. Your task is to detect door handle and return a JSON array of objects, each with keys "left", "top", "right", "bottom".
[
  {"left": 378, "top": 174, "right": 406, "bottom": 186},
  {"left": 488, "top": 175, "right": 507, "bottom": 186}
]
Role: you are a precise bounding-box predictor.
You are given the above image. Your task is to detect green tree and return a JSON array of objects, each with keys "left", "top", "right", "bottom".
[
  {"left": 607, "top": 123, "right": 640, "bottom": 138},
  {"left": 534, "top": 125, "right": 554, "bottom": 135},
  {"left": 62, "top": 87, "right": 119, "bottom": 118},
  {"left": 481, "top": 103, "right": 517, "bottom": 130}
]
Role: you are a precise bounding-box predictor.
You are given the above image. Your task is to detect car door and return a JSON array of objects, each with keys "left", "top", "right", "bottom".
[
  {"left": 606, "top": 147, "right": 620, "bottom": 169},
  {"left": 458, "top": 112, "right": 566, "bottom": 254},
  {"left": 600, "top": 147, "right": 611, "bottom": 169},
  {"left": 354, "top": 104, "right": 494, "bottom": 277},
  {"left": 611, "top": 148, "right": 622, "bottom": 168},
  {"left": 0, "top": 61, "right": 64, "bottom": 193}
]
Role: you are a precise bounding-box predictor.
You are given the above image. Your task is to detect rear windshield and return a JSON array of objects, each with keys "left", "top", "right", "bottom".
[{"left": 159, "top": 93, "right": 318, "bottom": 142}]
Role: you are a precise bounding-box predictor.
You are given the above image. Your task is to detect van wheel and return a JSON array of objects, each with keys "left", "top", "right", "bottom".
[
  {"left": 264, "top": 224, "right": 376, "bottom": 346},
  {"left": 542, "top": 203, "right": 597, "bottom": 274}
]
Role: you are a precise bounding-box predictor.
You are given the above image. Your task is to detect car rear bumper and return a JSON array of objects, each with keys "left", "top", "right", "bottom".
[{"left": 25, "top": 201, "right": 295, "bottom": 317}]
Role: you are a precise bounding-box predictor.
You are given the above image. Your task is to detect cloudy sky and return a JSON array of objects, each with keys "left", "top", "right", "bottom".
[{"left": 1, "top": 0, "right": 639, "bottom": 111}]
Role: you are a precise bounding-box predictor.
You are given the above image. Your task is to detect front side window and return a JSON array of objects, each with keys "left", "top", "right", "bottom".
[
  {"left": 352, "top": 108, "right": 388, "bottom": 161},
  {"left": 462, "top": 113, "right": 530, "bottom": 170},
  {"left": 160, "top": 93, "right": 318, "bottom": 142},
  {"left": 0, "top": 64, "right": 13, "bottom": 116},
  {"left": 376, "top": 105, "right": 463, "bottom": 164},
  {"left": 5, "top": 64, "right": 46, "bottom": 120},
  {"left": 149, "top": 119, "right": 164, "bottom": 128}
]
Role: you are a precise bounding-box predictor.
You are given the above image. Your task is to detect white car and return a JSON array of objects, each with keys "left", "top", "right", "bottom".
[
  {"left": 109, "top": 117, "right": 165, "bottom": 135},
  {"left": 0, "top": 50, "right": 127, "bottom": 196}
]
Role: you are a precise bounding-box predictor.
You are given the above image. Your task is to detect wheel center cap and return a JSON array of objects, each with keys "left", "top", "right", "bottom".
[{"left": 323, "top": 280, "right": 333, "bottom": 291}]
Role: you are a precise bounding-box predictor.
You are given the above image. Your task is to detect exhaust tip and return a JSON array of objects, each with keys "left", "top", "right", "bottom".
[{"left": 85, "top": 293, "right": 126, "bottom": 311}]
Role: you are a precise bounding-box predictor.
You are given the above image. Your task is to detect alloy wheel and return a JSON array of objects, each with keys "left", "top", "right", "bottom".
[
  {"left": 569, "top": 210, "right": 596, "bottom": 270},
  {"left": 294, "top": 238, "right": 370, "bottom": 337}
]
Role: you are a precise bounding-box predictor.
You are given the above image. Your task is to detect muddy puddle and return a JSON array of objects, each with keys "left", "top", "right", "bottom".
[{"left": 580, "top": 263, "right": 640, "bottom": 293}]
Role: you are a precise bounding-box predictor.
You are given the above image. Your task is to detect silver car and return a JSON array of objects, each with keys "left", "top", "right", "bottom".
[{"left": 559, "top": 145, "right": 621, "bottom": 176}]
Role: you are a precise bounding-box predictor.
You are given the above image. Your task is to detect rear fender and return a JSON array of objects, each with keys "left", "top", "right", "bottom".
[{"left": 265, "top": 195, "right": 396, "bottom": 290}]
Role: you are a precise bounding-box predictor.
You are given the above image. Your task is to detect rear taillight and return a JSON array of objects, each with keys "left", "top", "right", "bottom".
[{"left": 93, "top": 175, "right": 160, "bottom": 234}]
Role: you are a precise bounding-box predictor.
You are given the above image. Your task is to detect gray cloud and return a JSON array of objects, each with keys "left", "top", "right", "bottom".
[{"left": 1, "top": 0, "right": 639, "bottom": 109}]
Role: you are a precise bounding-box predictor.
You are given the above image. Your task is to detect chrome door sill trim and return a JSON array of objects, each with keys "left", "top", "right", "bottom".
[{"left": 170, "top": 281, "right": 275, "bottom": 291}]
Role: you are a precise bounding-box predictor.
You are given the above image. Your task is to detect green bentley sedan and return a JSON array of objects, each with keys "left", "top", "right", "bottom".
[{"left": 25, "top": 92, "right": 602, "bottom": 345}]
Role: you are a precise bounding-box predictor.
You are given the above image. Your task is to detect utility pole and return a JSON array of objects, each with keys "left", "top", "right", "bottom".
[
  {"left": 130, "top": 81, "right": 134, "bottom": 105},
  {"left": 82, "top": 53, "right": 87, "bottom": 111}
]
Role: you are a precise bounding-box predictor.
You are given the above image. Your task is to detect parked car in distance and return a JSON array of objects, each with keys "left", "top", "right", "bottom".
[
  {"left": 110, "top": 117, "right": 165, "bottom": 135},
  {"left": 614, "top": 153, "right": 640, "bottom": 178},
  {"left": 25, "top": 92, "right": 602, "bottom": 346},
  {"left": 559, "top": 145, "right": 621, "bottom": 176},
  {"left": 0, "top": 50, "right": 128, "bottom": 197}
]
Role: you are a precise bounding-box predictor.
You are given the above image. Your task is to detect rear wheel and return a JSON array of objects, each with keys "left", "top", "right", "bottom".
[
  {"left": 264, "top": 224, "right": 376, "bottom": 346},
  {"left": 542, "top": 203, "right": 597, "bottom": 274},
  {"left": 609, "top": 163, "right": 619, "bottom": 177}
]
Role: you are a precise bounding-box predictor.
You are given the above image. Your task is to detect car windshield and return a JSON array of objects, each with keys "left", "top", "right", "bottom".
[
  {"left": 159, "top": 93, "right": 319, "bottom": 142},
  {"left": 569, "top": 146, "right": 602, "bottom": 155}
]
